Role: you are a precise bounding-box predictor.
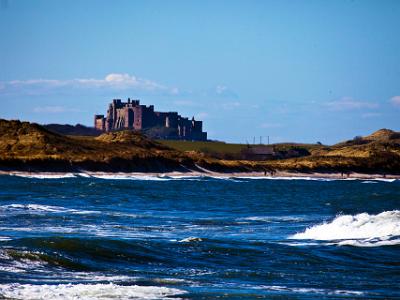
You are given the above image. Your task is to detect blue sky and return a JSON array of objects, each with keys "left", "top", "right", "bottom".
[{"left": 1, "top": 0, "right": 399, "bottom": 144}]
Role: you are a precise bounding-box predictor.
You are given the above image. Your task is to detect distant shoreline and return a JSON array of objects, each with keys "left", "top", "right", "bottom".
[
  {"left": 1, "top": 119, "right": 400, "bottom": 177},
  {"left": 1, "top": 170, "right": 399, "bottom": 180}
]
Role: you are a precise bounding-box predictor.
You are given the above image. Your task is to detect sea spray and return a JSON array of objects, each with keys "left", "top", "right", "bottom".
[{"left": 290, "top": 210, "right": 400, "bottom": 246}]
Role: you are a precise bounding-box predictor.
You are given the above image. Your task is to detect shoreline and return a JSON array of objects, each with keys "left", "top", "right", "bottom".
[{"left": 1, "top": 169, "right": 399, "bottom": 180}]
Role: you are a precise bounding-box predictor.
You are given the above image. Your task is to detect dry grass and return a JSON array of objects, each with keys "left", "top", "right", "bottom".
[{"left": 1, "top": 119, "right": 399, "bottom": 174}]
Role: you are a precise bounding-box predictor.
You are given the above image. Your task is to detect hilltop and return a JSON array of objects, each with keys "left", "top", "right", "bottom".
[
  {"left": 43, "top": 123, "right": 102, "bottom": 136},
  {"left": 0, "top": 119, "right": 399, "bottom": 175},
  {"left": 262, "top": 129, "right": 400, "bottom": 174}
]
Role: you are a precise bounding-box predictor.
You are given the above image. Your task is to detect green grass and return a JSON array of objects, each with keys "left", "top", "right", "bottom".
[
  {"left": 158, "top": 140, "right": 321, "bottom": 154},
  {"left": 157, "top": 140, "right": 247, "bottom": 154}
]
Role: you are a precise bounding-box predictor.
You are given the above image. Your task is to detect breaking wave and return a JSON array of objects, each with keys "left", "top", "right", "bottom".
[
  {"left": 91, "top": 174, "right": 170, "bottom": 181},
  {"left": 0, "top": 283, "right": 185, "bottom": 300},
  {"left": 4, "top": 172, "right": 399, "bottom": 182},
  {"left": 290, "top": 210, "right": 400, "bottom": 247},
  {"left": 12, "top": 173, "right": 77, "bottom": 179}
]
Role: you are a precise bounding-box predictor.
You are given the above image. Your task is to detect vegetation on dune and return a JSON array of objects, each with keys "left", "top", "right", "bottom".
[
  {"left": 158, "top": 139, "right": 320, "bottom": 160},
  {"left": 43, "top": 123, "right": 101, "bottom": 136},
  {"left": 159, "top": 129, "right": 400, "bottom": 174},
  {"left": 1, "top": 119, "right": 399, "bottom": 174},
  {"left": 0, "top": 119, "right": 193, "bottom": 172},
  {"left": 158, "top": 140, "right": 246, "bottom": 155}
]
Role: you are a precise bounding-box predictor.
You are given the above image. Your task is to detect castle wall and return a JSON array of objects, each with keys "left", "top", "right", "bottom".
[
  {"left": 94, "top": 115, "right": 105, "bottom": 131},
  {"left": 95, "top": 98, "right": 207, "bottom": 141}
]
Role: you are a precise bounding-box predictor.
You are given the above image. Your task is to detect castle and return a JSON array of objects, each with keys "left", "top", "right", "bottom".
[{"left": 94, "top": 98, "right": 207, "bottom": 141}]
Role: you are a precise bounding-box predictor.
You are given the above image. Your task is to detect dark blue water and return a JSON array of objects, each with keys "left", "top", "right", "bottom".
[{"left": 0, "top": 174, "right": 399, "bottom": 299}]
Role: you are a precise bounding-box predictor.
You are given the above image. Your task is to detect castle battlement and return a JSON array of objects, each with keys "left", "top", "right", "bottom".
[{"left": 94, "top": 98, "right": 207, "bottom": 141}]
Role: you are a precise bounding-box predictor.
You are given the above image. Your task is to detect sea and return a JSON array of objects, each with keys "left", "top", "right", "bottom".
[{"left": 0, "top": 173, "right": 399, "bottom": 299}]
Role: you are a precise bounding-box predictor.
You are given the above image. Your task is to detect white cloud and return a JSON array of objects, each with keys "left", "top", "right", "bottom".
[
  {"left": 105, "top": 73, "right": 131, "bottom": 83},
  {"left": 325, "top": 97, "right": 378, "bottom": 111},
  {"left": 2, "top": 73, "right": 178, "bottom": 95},
  {"left": 9, "top": 79, "right": 67, "bottom": 86},
  {"left": 33, "top": 106, "right": 80, "bottom": 113},
  {"left": 390, "top": 96, "right": 400, "bottom": 107},
  {"left": 75, "top": 73, "right": 167, "bottom": 90}
]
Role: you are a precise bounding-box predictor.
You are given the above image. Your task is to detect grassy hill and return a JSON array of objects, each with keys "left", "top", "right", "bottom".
[
  {"left": 1, "top": 119, "right": 399, "bottom": 174},
  {"left": 158, "top": 140, "right": 321, "bottom": 160},
  {"left": 0, "top": 119, "right": 194, "bottom": 172}
]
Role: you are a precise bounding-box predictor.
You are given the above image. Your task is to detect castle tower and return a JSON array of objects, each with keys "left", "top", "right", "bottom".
[{"left": 97, "top": 97, "right": 207, "bottom": 140}]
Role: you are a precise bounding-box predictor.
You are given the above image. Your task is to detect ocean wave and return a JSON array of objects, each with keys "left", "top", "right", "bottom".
[
  {"left": 178, "top": 237, "right": 203, "bottom": 243},
  {"left": 4, "top": 172, "right": 399, "bottom": 182},
  {"left": 90, "top": 174, "right": 171, "bottom": 181},
  {"left": 0, "top": 204, "right": 99, "bottom": 215},
  {"left": 240, "top": 216, "right": 305, "bottom": 222},
  {"left": 0, "top": 283, "right": 186, "bottom": 300},
  {"left": 0, "top": 249, "right": 50, "bottom": 274},
  {"left": 255, "top": 285, "right": 364, "bottom": 296},
  {"left": 236, "top": 176, "right": 338, "bottom": 181},
  {"left": 166, "top": 175, "right": 219, "bottom": 181},
  {"left": 365, "top": 178, "right": 397, "bottom": 182},
  {"left": 12, "top": 173, "right": 77, "bottom": 179},
  {"left": 290, "top": 210, "right": 400, "bottom": 247}
]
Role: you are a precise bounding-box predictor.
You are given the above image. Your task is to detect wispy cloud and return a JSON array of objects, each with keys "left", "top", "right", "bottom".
[
  {"left": 1, "top": 73, "right": 178, "bottom": 96},
  {"left": 213, "top": 85, "right": 238, "bottom": 98},
  {"left": 325, "top": 97, "right": 378, "bottom": 111},
  {"left": 390, "top": 96, "right": 400, "bottom": 107},
  {"left": 33, "top": 106, "right": 81, "bottom": 114},
  {"left": 361, "top": 112, "right": 382, "bottom": 118}
]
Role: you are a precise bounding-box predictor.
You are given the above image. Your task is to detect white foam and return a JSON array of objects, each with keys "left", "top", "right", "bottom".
[
  {"left": 12, "top": 173, "right": 76, "bottom": 179},
  {"left": 0, "top": 283, "right": 186, "bottom": 300},
  {"left": 0, "top": 204, "right": 99, "bottom": 215},
  {"left": 178, "top": 237, "right": 203, "bottom": 243},
  {"left": 374, "top": 178, "right": 397, "bottom": 182},
  {"left": 91, "top": 174, "right": 170, "bottom": 181},
  {"left": 241, "top": 216, "right": 305, "bottom": 222},
  {"left": 256, "top": 285, "right": 364, "bottom": 296},
  {"left": 5, "top": 172, "right": 398, "bottom": 182},
  {"left": 166, "top": 175, "right": 209, "bottom": 181},
  {"left": 362, "top": 178, "right": 397, "bottom": 183},
  {"left": 77, "top": 173, "right": 92, "bottom": 178},
  {"left": 236, "top": 176, "right": 340, "bottom": 181},
  {"left": 38, "top": 272, "right": 138, "bottom": 283},
  {"left": 0, "top": 250, "right": 49, "bottom": 273},
  {"left": 290, "top": 210, "right": 400, "bottom": 247}
]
